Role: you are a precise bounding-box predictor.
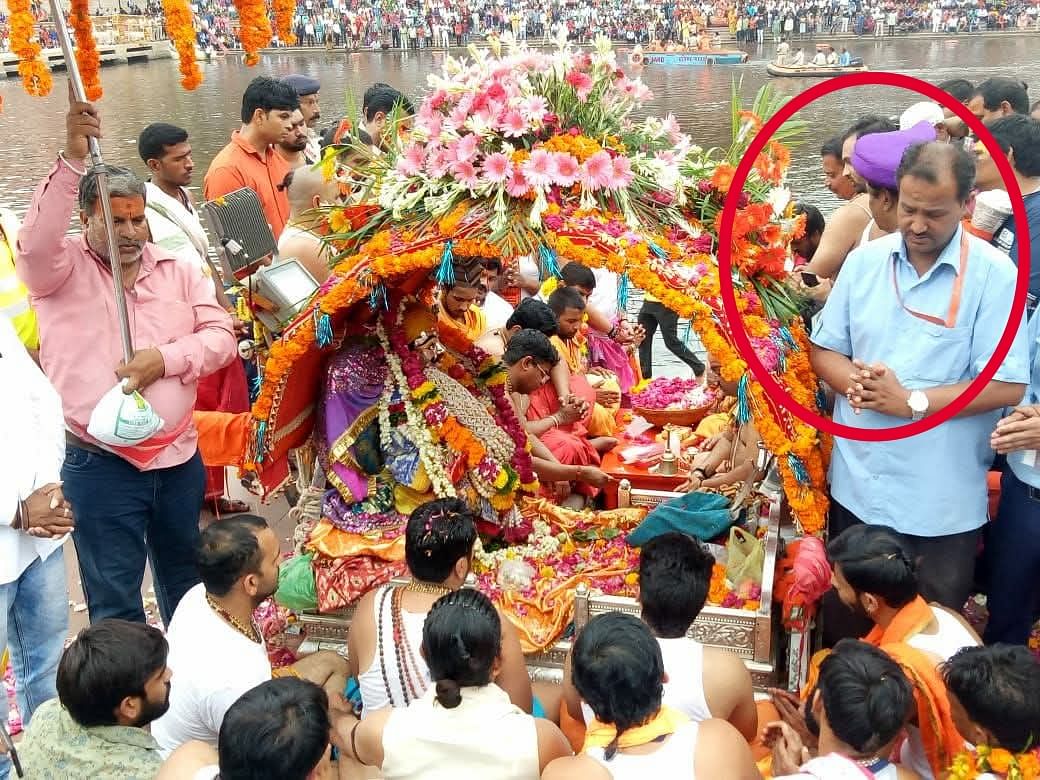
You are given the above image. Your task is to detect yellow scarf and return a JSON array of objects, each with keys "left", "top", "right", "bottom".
[
  {"left": 583, "top": 706, "right": 690, "bottom": 753},
  {"left": 551, "top": 334, "right": 588, "bottom": 375}
]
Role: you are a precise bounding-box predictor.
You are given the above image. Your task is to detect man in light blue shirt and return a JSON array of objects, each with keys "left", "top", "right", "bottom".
[{"left": 812, "top": 141, "right": 1029, "bottom": 638}]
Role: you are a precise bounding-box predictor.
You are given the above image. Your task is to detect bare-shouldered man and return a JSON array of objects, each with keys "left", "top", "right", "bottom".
[
  {"left": 550, "top": 612, "right": 760, "bottom": 780},
  {"left": 562, "top": 533, "right": 758, "bottom": 742},
  {"left": 805, "top": 116, "right": 898, "bottom": 280}
]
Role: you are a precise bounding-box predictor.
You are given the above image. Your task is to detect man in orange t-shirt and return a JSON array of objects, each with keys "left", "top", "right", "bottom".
[{"left": 204, "top": 76, "right": 299, "bottom": 240}]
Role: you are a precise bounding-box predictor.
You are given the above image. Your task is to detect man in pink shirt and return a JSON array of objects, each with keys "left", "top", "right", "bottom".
[{"left": 16, "top": 96, "right": 237, "bottom": 626}]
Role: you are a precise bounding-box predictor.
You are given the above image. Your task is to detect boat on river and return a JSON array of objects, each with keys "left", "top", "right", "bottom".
[
  {"left": 638, "top": 49, "right": 749, "bottom": 66},
  {"left": 766, "top": 61, "right": 869, "bottom": 77}
]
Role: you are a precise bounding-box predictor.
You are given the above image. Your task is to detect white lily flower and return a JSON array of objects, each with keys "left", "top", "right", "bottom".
[
  {"left": 490, "top": 187, "right": 509, "bottom": 233},
  {"left": 529, "top": 188, "right": 548, "bottom": 229},
  {"left": 767, "top": 186, "right": 792, "bottom": 219}
]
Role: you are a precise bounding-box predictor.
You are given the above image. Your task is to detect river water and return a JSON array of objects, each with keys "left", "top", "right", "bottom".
[
  {"left": 1, "top": 34, "right": 1037, "bottom": 369},
  {"left": 3, "top": 35, "right": 1039, "bottom": 215}
]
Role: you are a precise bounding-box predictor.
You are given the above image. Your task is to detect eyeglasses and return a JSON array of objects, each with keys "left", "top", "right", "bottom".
[{"left": 535, "top": 362, "right": 551, "bottom": 384}]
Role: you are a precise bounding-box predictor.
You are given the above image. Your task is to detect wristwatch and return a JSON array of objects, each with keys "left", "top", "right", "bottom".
[{"left": 907, "top": 390, "right": 929, "bottom": 421}]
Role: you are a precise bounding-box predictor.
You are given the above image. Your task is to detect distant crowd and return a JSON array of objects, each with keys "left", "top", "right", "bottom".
[{"left": 1, "top": 0, "right": 1038, "bottom": 52}]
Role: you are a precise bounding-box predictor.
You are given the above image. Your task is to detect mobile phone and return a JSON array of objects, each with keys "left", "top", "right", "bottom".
[{"left": 800, "top": 271, "right": 820, "bottom": 288}]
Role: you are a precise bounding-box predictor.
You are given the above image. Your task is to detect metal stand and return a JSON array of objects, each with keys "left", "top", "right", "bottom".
[{"left": 48, "top": 0, "right": 134, "bottom": 363}]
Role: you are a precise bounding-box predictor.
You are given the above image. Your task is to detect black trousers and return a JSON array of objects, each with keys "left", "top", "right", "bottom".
[
  {"left": 637, "top": 300, "right": 705, "bottom": 379},
  {"left": 821, "top": 500, "right": 982, "bottom": 647},
  {"left": 981, "top": 470, "right": 1040, "bottom": 645}
]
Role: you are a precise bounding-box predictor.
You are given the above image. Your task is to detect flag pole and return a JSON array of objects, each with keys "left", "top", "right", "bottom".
[{"left": 47, "top": 0, "right": 135, "bottom": 363}]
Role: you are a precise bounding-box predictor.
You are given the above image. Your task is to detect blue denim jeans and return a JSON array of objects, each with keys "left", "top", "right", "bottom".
[
  {"left": 62, "top": 446, "right": 205, "bottom": 626},
  {"left": 983, "top": 470, "right": 1040, "bottom": 645},
  {"left": 0, "top": 550, "right": 68, "bottom": 780}
]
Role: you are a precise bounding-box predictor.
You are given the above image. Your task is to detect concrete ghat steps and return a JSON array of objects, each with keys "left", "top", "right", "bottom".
[{"left": 1, "top": 40, "right": 173, "bottom": 78}]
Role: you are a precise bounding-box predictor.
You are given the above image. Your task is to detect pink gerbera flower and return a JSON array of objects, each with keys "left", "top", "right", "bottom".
[
  {"left": 395, "top": 144, "right": 425, "bottom": 177},
  {"left": 565, "top": 69, "right": 594, "bottom": 101},
  {"left": 550, "top": 153, "right": 580, "bottom": 186},
  {"left": 450, "top": 103, "right": 472, "bottom": 128},
  {"left": 425, "top": 147, "right": 451, "bottom": 179},
  {"left": 451, "top": 134, "right": 480, "bottom": 163},
  {"left": 482, "top": 152, "right": 513, "bottom": 184},
  {"left": 662, "top": 114, "right": 684, "bottom": 144},
  {"left": 580, "top": 150, "right": 614, "bottom": 191},
  {"left": 415, "top": 112, "right": 442, "bottom": 140},
  {"left": 451, "top": 160, "right": 481, "bottom": 190},
  {"left": 486, "top": 81, "right": 507, "bottom": 102},
  {"left": 519, "top": 95, "right": 548, "bottom": 124},
  {"left": 522, "top": 149, "right": 555, "bottom": 188},
  {"left": 606, "top": 156, "right": 635, "bottom": 190},
  {"left": 505, "top": 169, "right": 531, "bottom": 198},
  {"left": 499, "top": 109, "right": 528, "bottom": 138}
]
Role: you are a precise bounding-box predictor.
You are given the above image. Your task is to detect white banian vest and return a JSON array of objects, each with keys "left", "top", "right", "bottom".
[
  {"left": 586, "top": 721, "right": 699, "bottom": 779},
  {"left": 581, "top": 637, "right": 712, "bottom": 725},
  {"left": 899, "top": 606, "right": 978, "bottom": 780},
  {"left": 357, "top": 584, "right": 431, "bottom": 718},
  {"left": 857, "top": 218, "right": 877, "bottom": 248},
  {"left": 380, "top": 684, "right": 540, "bottom": 780}
]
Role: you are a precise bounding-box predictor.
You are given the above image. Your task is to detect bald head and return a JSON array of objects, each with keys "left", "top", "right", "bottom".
[{"left": 286, "top": 166, "right": 338, "bottom": 216}]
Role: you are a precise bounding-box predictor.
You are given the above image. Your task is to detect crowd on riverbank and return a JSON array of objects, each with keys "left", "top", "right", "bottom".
[
  {"left": 1, "top": 0, "right": 1039, "bottom": 52},
  {"left": 199, "top": 0, "right": 1040, "bottom": 51}
]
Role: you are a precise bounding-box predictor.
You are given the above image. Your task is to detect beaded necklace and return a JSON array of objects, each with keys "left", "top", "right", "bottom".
[
  {"left": 376, "top": 585, "right": 400, "bottom": 706},
  {"left": 206, "top": 594, "right": 262, "bottom": 644},
  {"left": 391, "top": 585, "right": 424, "bottom": 704}
]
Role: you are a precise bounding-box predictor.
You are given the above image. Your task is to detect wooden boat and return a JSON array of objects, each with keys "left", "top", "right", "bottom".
[
  {"left": 766, "top": 62, "right": 869, "bottom": 77},
  {"left": 641, "top": 49, "right": 749, "bottom": 66}
]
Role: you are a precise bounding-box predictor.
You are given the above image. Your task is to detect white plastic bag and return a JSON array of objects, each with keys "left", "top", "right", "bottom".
[{"left": 87, "top": 382, "right": 164, "bottom": 446}]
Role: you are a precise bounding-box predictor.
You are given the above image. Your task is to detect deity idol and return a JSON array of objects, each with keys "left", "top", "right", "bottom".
[{"left": 317, "top": 294, "right": 532, "bottom": 537}]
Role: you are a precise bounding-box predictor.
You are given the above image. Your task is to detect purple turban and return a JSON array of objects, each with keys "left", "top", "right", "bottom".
[{"left": 851, "top": 121, "right": 938, "bottom": 190}]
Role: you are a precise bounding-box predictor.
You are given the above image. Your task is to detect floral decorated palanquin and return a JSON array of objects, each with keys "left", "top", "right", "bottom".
[{"left": 247, "top": 33, "right": 830, "bottom": 679}]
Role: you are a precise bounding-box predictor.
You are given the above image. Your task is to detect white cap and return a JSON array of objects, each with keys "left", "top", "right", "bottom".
[{"left": 899, "top": 101, "right": 945, "bottom": 131}]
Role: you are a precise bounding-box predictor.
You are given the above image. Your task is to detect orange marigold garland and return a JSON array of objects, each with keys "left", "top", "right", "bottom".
[
  {"left": 9, "top": 0, "right": 53, "bottom": 97},
  {"left": 69, "top": 0, "right": 102, "bottom": 100},
  {"left": 162, "top": 0, "right": 203, "bottom": 89},
  {"left": 232, "top": 0, "right": 272, "bottom": 66},
  {"left": 272, "top": 0, "right": 297, "bottom": 45}
]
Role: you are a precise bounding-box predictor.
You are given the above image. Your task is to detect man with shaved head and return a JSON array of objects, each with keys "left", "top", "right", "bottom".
[
  {"left": 276, "top": 167, "right": 340, "bottom": 284},
  {"left": 812, "top": 141, "right": 1030, "bottom": 640}
]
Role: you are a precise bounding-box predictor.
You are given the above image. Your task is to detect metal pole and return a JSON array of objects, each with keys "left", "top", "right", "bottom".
[{"left": 48, "top": 0, "right": 135, "bottom": 363}]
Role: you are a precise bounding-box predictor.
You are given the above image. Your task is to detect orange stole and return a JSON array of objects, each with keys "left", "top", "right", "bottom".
[
  {"left": 193, "top": 411, "right": 251, "bottom": 467},
  {"left": 803, "top": 597, "right": 966, "bottom": 779},
  {"left": 437, "top": 304, "right": 486, "bottom": 343}
]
